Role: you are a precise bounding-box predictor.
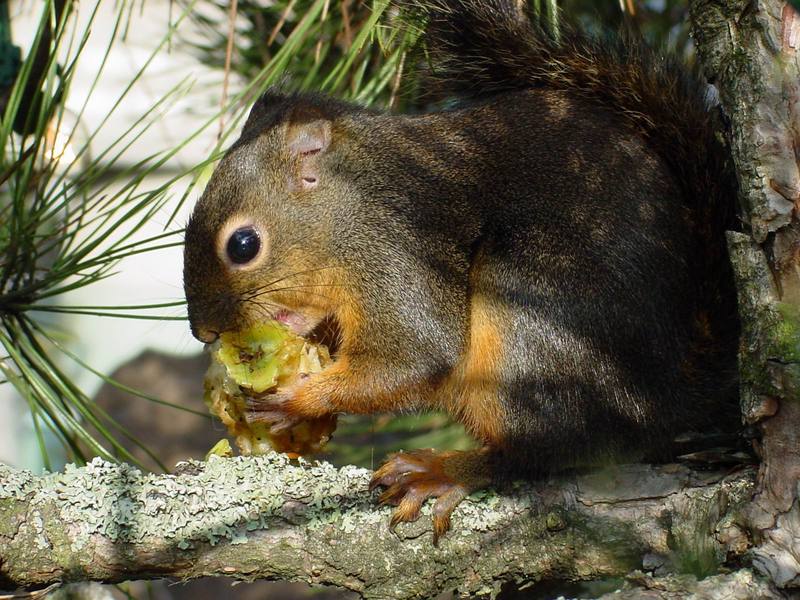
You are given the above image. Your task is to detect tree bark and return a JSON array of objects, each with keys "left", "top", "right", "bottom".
[
  {"left": 689, "top": 0, "right": 800, "bottom": 589},
  {"left": 0, "top": 456, "right": 755, "bottom": 598}
]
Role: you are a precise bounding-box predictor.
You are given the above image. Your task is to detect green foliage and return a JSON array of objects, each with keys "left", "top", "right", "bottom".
[
  {"left": 564, "top": 0, "right": 692, "bottom": 53},
  {"left": 668, "top": 524, "right": 723, "bottom": 579},
  {"left": 323, "top": 412, "right": 475, "bottom": 469},
  {"left": 181, "top": 0, "right": 421, "bottom": 109},
  {"left": 184, "top": 0, "right": 695, "bottom": 114}
]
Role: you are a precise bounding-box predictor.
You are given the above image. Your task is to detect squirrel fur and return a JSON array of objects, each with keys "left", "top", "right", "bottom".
[{"left": 183, "top": 0, "right": 740, "bottom": 540}]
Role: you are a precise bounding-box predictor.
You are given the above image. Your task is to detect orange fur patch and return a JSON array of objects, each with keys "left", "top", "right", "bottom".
[
  {"left": 286, "top": 356, "right": 350, "bottom": 418},
  {"left": 332, "top": 291, "right": 364, "bottom": 354},
  {"left": 440, "top": 294, "right": 507, "bottom": 445}
]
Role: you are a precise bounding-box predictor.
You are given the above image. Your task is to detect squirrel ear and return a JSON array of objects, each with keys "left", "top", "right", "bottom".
[
  {"left": 286, "top": 118, "right": 331, "bottom": 157},
  {"left": 286, "top": 118, "right": 331, "bottom": 191}
]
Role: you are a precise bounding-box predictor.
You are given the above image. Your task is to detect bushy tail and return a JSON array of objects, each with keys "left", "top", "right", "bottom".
[{"left": 412, "top": 0, "right": 735, "bottom": 228}]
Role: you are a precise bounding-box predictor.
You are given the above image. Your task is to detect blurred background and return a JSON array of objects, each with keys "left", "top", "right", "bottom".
[
  {"left": 0, "top": 0, "right": 692, "bottom": 597},
  {"left": 0, "top": 1, "right": 219, "bottom": 472}
]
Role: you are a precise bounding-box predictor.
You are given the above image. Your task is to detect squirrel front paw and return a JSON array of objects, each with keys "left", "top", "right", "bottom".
[
  {"left": 244, "top": 393, "right": 303, "bottom": 434},
  {"left": 244, "top": 391, "right": 338, "bottom": 457},
  {"left": 244, "top": 369, "right": 328, "bottom": 433}
]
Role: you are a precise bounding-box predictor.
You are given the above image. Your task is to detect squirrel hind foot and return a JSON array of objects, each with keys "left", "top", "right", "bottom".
[{"left": 369, "top": 448, "right": 492, "bottom": 544}]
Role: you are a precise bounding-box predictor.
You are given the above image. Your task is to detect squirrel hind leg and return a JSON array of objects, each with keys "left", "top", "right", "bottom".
[{"left": 369, "top": 447, "right": 493, "bottom": 544}]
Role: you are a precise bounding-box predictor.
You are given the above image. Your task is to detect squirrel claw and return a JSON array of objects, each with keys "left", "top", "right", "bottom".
[
  {"left": 243, "top": 401, "right": 301, "bottom": 434},
  {"left": 245, "top": 390, "right": 291, "bottom": 410},
  {"left": 369, "top": 448, "right": 436, "bottom": 491},
  {"left": 243, "top": 388, "right": 308, "bottom": 434},
  {"left": 369, "top": 449, "right": 473, "bottom": 544}
]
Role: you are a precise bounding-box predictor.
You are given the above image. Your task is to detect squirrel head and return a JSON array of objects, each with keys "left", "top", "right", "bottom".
[{"left": 183, "top": 92, "right": 361, "bottom": 345}]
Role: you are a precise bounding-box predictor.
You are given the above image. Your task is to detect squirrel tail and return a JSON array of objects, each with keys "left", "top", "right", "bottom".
[
  {"left": 412, "top": 0, "right": 740, "bottom": 397},
  {"left": 413, "top": 0, "right": 736, "bottom": 229}
]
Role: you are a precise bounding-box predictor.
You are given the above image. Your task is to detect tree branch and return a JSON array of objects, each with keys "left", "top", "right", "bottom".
[{"left": 1, "top": 456, "right": 754, "bottom": 598}]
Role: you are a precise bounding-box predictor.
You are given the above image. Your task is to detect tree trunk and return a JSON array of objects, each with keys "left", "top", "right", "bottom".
[{"left": 689, "top": 0, "right": 800, "bottom": 589}]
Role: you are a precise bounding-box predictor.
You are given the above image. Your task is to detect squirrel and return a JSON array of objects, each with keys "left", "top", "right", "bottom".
[{"left": 183, "top": 0, "right": 740, "bottom": 542}]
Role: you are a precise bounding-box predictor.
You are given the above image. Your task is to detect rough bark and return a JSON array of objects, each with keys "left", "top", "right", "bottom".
[
  {"left": 0, "top": 456, "right": 755, "bottom": 598},
  {"left": 689, "top": 0, "right": 800, "bottom": 589}
]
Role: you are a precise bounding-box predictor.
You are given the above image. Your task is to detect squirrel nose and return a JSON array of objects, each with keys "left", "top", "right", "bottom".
[{"left": 193, "top": 326, "right": 220, "bottom": 344}]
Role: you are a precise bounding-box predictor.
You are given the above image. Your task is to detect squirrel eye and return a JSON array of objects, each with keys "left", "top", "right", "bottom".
[{"left": 226, "top": 226, "right": 261, "bottom": 265}]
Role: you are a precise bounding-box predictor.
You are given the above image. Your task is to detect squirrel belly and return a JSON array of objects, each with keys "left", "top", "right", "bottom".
[{"left": 183, "top": 0, "right": 740, "bottom": 540}]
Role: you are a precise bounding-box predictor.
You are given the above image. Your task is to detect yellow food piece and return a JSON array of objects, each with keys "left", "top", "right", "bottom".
[
  {"left": 203, "top": 322, "right": 337, "bottom": 457},
  {"left": 205, "top": 438, "right": 233, "bottom": 460}
]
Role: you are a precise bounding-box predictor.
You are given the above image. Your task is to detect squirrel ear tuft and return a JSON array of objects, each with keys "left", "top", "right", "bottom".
[
  {"left": 286, "top": 118, "right": 331, "bottom": 158},
  {"left": 286, "top": 115, "right": 331, "bottom": 191}
]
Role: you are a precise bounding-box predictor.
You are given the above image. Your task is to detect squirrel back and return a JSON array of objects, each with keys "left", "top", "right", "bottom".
[
  {"left": 184, "top": 0, "right": 740, "bottom": 495},
  {"left": 413, "top": 0, "right": 738, "bottom": 307}
]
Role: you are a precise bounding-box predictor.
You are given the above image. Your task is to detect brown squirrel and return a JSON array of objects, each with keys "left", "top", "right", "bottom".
[{"left": 183, "top": 0, "right": 740, "bottom": 542}]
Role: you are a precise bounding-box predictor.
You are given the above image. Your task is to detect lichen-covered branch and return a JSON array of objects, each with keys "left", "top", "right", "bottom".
[
  {"left": 0, "top": 456, "right": 754, "bottom": 599},
  {"left": 689, "top": 0, "right": 800, "bottom": 589}
]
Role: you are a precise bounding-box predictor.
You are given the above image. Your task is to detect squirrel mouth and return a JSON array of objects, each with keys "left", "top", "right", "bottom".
[
  {"left": 307, "top": 315, "right": 342, "bottom": 355},
  {"left": 273, "top": 309, "right": 311, "bottom": 334},
  {"left": 274, "top": 310, "right": 341, "bottom": 356}
]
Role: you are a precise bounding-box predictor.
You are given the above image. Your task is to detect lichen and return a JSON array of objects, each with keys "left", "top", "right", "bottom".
[
  {"left": 727, "top": 234, "right": 799, "bottom": 399},
  {"left": 0, "top": 465, "right": 36, "bottom": 500},
  {"left": 31, "top": 454, "right": 390, "bottom": 554},
  {"left": 775, "top": 302, "right": 800, "bottom": 363}
]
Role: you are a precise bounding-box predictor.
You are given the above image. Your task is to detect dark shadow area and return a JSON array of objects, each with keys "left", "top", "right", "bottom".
[
  {"left": 497, "top": 577, "right": 625, "bottom": 599},
  {"left": 107, "top": 578, "right": 359, "bottom": 600}
]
